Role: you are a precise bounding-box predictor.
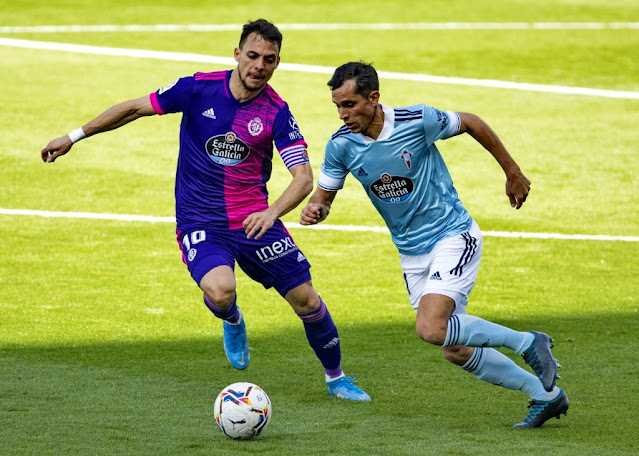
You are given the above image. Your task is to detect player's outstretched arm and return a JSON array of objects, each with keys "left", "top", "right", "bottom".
[
  {"left": 41, "top": 95, "right": 157, "bottom": 163},
  {"left": 457, "top": 112, "right": 531, "bottom": 209},
  {"left": 243, "top": 163, "right": 314, "bottom": 239},
  {"left": 300, "top": 187, "right": 337, "bottom": 226}
]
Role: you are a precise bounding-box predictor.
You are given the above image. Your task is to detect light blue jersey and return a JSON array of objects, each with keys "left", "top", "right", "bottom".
[{"left": 319, "top": 104, "right": 472, "bottom": 255}]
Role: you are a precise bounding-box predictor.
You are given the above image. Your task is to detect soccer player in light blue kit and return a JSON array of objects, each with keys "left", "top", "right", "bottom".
[
  {"left": 301, "top": 62, "right": 569, "bottom": 428},
  {"left": 40, "top": 21, "right": 369, "bottom": 402}
]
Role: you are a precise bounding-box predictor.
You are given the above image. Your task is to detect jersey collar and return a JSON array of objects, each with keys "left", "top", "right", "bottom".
[{"left": 360, "top": 104, "right": 395, "bottom": 144}]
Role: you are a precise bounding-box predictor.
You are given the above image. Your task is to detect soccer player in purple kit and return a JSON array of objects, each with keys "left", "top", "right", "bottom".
[{"left": 41, "top": 19, "right": 370, "bottom": 401}]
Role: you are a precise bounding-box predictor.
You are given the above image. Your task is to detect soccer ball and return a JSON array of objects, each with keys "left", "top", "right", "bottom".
[{"left": 214, "top": 382, "right": 272, "bottom": 439}]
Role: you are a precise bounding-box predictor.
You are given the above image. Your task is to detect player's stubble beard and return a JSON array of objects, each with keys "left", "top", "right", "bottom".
[{"left": 238, "top": 69, "right": 265, "bottom": 96}]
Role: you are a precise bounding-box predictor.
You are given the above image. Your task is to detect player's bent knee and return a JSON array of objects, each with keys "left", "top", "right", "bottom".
[
  {"left": 200, "top": 282, "right": 236, "bottom": 307},
  {"left": 285, "top": 282, "right": 320, "bottom": 314},
  {"left": 199, "top": 266, "right": 236, "bottom": 306},
  {"left": 291, "top": 294, "right": 320, "bottom": 314}
]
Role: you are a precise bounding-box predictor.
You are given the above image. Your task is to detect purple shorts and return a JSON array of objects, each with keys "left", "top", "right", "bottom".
[{"left": 176, "top": 220, "right": 311, "bottom": 297}]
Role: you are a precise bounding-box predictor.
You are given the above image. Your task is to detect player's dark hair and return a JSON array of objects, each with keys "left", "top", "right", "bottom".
[
  {"left": 239, "top": 19, "right": 283, "bottom": 52},
  {"left": 327, "top": 62, "right": 379, "bottom": 97}
]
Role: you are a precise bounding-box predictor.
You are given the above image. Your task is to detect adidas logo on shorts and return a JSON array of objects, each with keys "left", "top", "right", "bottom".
[{"left": 429, "top": 271, "right": 442, "bottom": 280}]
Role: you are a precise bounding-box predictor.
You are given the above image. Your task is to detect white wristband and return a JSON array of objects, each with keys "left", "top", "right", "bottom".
[{"left": 68, "top": 127, "right": 86, "bottom": 143}]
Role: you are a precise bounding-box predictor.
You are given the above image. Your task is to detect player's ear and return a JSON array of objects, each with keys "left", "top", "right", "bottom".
[
  {"left": 275, "top": 56, "right": 280, "bottom": 68},
  {"left": 234, "top": 47, "right": 241, "bottom": 63},
  {"left": 369, "top": 90, "right": 380, "bottom": 106}
]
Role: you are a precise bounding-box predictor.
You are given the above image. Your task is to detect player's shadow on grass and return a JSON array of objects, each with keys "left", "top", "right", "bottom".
[
  {"left": 2, "top": 313, "right": 637, "bottom": 454},
  {"left": 3, "top": 311, "right": 635, "bottom": 399}
]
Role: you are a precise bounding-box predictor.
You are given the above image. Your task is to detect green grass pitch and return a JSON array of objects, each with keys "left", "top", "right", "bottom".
[{"left": 1, "top": 1, "right": 638, "bottom": 455}]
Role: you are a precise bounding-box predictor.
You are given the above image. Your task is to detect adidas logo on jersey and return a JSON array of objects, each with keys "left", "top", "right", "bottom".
[
  {"left": 202, "top": 108, "right": 216, "bottom": 119},
  {"left": 357, "top": 167, "right": 368, "bottom": 177},
  {"left": 297, "top": 252, "right": 306, "bottom": 262},
  {"left": 429, "top": 271, "right": 442, "bottom": 280}
]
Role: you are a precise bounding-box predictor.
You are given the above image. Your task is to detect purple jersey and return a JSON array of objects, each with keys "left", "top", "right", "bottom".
[{"left": 149, "top": 70, "right": 308, "bottom": 231}]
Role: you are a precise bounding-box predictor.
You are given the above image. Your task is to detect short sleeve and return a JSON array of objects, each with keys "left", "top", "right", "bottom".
[
  {"left": 149, "top": 76, "right": 194, "bottom": 115},
  {"left": 422, "top": 106, "right": 461, "bottom": 145},
  {"left": 318, "top": 141, "right": 348, "bottom": 191},
  {"left": 273, "top": 104, "right": 309, "bottom": 169}
]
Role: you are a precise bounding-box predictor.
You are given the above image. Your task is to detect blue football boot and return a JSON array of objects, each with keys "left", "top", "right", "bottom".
[
  {"left": 223, "top": 318, "right": 249, "bottom": 370},
  {"left": 522, "top": 331, "right": 560, "bottom": 391},
  {"left": 327, "top": 376, "right": 371, "bottom": 401},
  {"left": 512, "top": 388, "right": 569, "bottom": 429}
]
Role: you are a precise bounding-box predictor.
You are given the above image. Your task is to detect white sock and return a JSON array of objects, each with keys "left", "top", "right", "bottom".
[
  {"left": 462, "top": 347, "right": 559, "bottom": 401},
  {"left": 326, "top": 373, "right": 345, "bottom": 382},
  {"left": 445, "top": 314, "right": 534, "bottom": 354}
]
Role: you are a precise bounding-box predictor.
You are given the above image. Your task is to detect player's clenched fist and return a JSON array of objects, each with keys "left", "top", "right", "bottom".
[{"left": 300, "top": 203, "right": 328, "bottom": 225}]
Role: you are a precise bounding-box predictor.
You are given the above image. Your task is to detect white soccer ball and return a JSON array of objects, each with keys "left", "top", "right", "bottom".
[{"left": 214, "top": 382, "right": 272, "bottom": 439}]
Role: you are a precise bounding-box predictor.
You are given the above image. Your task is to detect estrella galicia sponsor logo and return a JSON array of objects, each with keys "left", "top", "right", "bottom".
[
  {"left": 205, "top": 131, "right": 250, "bottom": 166},
  {"left": 255, "top": 236, "right": 299, "bottom": 263},
  {"left": 370, "top": 173, "right": 414, "bottom": 203}
]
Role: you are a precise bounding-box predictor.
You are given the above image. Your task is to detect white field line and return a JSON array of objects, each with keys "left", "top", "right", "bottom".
[
  {"left": 2, "top": 23, "right": 639, "bottom": 33},
  {"left": 1, "top": 37, "right": 638, "bottom": 100},
  {"left": 1, "top": 208, "right": 637, "bottom": 242}
]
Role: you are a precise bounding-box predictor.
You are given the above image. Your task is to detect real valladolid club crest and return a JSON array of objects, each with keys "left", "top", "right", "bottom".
[{"left": 248, "top": 117, "right": 264, "bottom": 136}]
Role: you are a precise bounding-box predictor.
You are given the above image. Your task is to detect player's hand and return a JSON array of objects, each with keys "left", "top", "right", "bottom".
[
  {"left": 243, "top": 210, "right": 277, "bottom": 240},
  {"left": 300, "top": 203, "right": 328, "bottom": 225},
  {"left": 505, "top": 169, "right": 531, "bottom": 209},
  {"left": 41, "top": 136, "right": 73, "bottom": 163}
]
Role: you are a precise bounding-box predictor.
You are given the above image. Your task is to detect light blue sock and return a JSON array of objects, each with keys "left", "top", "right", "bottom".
[
  {"left": 463, "top": 348, "right": 559, "bottom": 401},
  {"left": 444, "top": 314, "right": 534, "bottom": 354}
]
